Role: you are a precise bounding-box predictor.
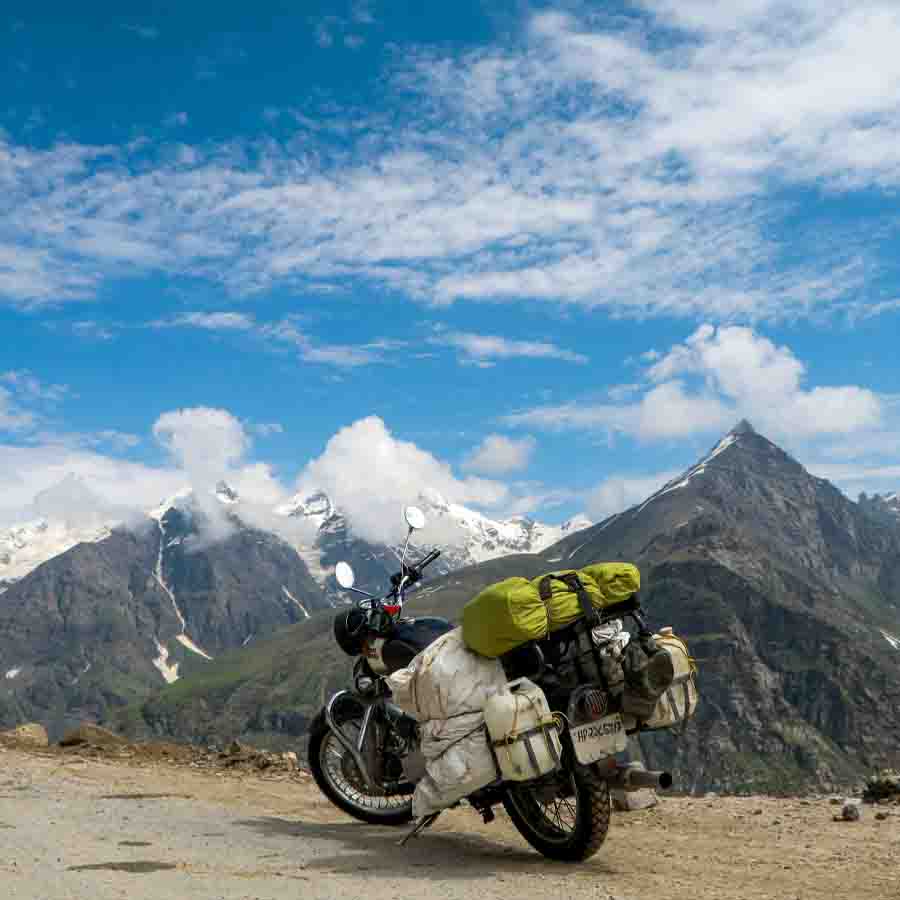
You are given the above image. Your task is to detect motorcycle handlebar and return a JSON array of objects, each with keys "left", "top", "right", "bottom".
[{"left": 418, "top": 549, "right": 441, "bottom": 570}]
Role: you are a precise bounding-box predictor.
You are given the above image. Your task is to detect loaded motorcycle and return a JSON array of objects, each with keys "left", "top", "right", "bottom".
[{"left": 308, "top": 506, "right": 676, "bottom": 862}]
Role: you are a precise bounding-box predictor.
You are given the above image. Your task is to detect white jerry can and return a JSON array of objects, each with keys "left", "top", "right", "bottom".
[{"left": 483, "top": 678, "right": 563, "bottom": 782}]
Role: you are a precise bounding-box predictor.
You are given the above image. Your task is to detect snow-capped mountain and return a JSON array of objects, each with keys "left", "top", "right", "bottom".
[
  {"left": 858, "top": 490, "right": 900, "bottom": 526},
  {"left": 0, "top": 518, "right": 112, "bottom": 590},
  {"left": 277, "top": 487, "right": 592, "bottom": 598},
  {"left": 0, "top": 474, "right": 593, "bottom": 597}
]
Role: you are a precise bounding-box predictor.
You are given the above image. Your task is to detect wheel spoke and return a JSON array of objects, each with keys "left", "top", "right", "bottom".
[{"left": 320, "top": 729, "right": 409, "bottom": 814}]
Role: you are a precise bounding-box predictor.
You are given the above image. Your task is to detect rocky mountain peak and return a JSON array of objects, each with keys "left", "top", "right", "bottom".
[
  {"left": 215, "top": 481, "right": 239, "bottom": 503},
  {"left": 730, "top": 418, "right": 757, "bottom": 436}
]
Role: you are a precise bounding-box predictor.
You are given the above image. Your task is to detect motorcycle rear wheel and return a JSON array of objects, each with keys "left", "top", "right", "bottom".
[
  {"left": 503, "top": 768, "right": 611, "bottom": 862},
  {"left": 308, "top": 708, "right": 414, "bottom": 827}
]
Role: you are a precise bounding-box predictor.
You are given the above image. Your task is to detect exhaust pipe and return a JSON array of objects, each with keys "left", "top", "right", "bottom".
[{"left": 609, "top": 765, "right": 673, "bottom": 792}]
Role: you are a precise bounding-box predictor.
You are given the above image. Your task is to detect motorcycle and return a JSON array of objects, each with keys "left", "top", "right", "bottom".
[{"left": 308, "top": 506, "right": 673, "bottom": 862}]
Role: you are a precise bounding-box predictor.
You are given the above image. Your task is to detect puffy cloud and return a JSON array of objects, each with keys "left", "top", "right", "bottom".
[
  {"left": 463, "top": 434, "right": 536, "bottom": 475},
  {"left": 0, "top": 443, "right": 183, "bottom": 527},
  {"left": 646, "top": 326, "right": 883, "bottom": 437},
  {"left": 297, "top": 416, "right": 508, "bottom": 544},
  {"left": 152, "top": 407, "right": 255, "bottom": 546},
  {"left": 153, "top": 407, "right": 249, "bottom": 478},
  {"left": 507, "top": 326, "right": 882, "bottom": 442}
]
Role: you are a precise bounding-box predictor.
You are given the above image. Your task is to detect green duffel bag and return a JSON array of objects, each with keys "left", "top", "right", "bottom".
[
  {"left": 462, "top": 563, "right": 641, "bottom": 658},
  {"left": 579, "top": 562, "right": 641, "bottom": 605},
  {"left": 462, "top": 577, "right": 547, "bottom": 659}
]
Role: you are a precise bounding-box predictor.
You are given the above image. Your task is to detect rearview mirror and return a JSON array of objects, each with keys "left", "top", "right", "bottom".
[
  {"left": 404, "top": 506, "right": 426, "bottom": 531},
  {"left": 335, "top": 561, "right": 356, "bottom": 589}
]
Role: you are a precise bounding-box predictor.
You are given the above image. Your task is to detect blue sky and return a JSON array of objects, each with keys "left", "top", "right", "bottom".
[{"left": 2, "top": 0, "right": 900, "bottom": 528}]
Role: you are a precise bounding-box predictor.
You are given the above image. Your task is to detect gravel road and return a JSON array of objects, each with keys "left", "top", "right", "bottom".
[{"left": 0, "top": 745, "right": 897, "bottom": 900}]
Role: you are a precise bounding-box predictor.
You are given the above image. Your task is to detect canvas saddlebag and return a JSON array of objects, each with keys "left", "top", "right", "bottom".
[
  {"left": 639, "top": 630, "right": 699, "bottom": 732},
  {"left": 462, "top": 563, "right": 640, "bottom": 659}
]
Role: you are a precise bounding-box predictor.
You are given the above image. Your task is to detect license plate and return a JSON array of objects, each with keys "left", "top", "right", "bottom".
[{"left": 570, "top": 714, "right": 627, "bottom": 764}]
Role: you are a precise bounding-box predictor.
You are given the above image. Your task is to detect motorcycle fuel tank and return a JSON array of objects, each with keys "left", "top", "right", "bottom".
[{"left": 368, "top": 617, "right": 454, "bottom": 675}]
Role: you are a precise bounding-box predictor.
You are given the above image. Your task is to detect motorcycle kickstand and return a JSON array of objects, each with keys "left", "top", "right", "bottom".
[{"left": 398, "top": 812, "right": 440, "bottom": 847}]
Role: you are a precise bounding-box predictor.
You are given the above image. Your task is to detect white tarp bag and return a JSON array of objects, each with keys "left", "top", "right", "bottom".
[{"left": 386, "top": 627, "right": 507, "bottom": 817}]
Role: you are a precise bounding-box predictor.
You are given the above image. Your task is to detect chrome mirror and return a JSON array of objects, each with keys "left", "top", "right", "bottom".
[{"left": 335, "top": 561, "right": 356, "bottom": 589}]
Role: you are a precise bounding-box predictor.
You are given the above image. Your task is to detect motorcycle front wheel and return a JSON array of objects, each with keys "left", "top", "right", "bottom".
[
  {"left": 503, "top": 768, "right": 611, "bottom": 862},
  {"left": 307, "top": 704, "right": 414, "bottom": 827}
]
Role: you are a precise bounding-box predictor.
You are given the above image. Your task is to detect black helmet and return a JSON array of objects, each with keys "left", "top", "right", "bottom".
[{"left": 334, "top": 609, "right": 367, "bottom": 657}]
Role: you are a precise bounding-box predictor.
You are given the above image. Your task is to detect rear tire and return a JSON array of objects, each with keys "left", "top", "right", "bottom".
[
  {"left": 503, "top": 768, "right": 611, "bottom": 862},
  {"left": 308, "top": 708, "right": 414, "bottom": 827}
]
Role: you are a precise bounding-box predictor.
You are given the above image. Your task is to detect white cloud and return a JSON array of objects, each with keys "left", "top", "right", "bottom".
[
  {"left": 0, "top": 371, "right": 70, "bottom": 435},
  {"left": 297, "top": 416, "right": 508, "bottom": 544},
  {"left": 248, "top": 421, "right": 284, "bottom": 437},
  {"left": 0, "top": 386, "right": 37, "bottom": 433},
  {"left": 430, "top": 330, "right": 587, "bottom": 366},
  {"left": 464, "top": 434, "right": 535, "bottom": 475},
  {"left": 153, "top": 311, "right": 386, "bottom": 368},
  {"left": 153, "top": 407, "right": 249, "bottom": 477},
  {"left": 0, "top": 443, "right": 183, "bottom": 523},
  {"left": 121, "top": 24, "right": 159, "bottom": 40},
  {"left": 154, "top": 312, "right": 256, "bottom": 331},
  {"left": 1, "top": 370, "right": 68, "bottom": 403},
  {"left": 150, "top": 406, "right": 311, "bottom": 548},
  {"left": 258, "top": 318, "right": 383, "bottom": 368},
  {"left": 586, "top": 470, "right": 681, "bottom": 521},
  {"left": 507, "top": 326, "right": 882, "bottom": 442},
  {"left": 3, "top": 5, "right": 900, "bottom": 317},
  {"left": 81, "top": 430, "right": 142, "bottom": 452}
]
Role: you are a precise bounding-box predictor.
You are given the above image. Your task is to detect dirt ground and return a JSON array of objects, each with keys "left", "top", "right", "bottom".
[{"left": 0, "top": 742, "right": 897, "bottom": 900}]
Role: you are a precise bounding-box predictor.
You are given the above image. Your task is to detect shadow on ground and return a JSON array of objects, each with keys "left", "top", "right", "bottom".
[{"left": 235, "top": 816, "right": 618, "bottom": 880}]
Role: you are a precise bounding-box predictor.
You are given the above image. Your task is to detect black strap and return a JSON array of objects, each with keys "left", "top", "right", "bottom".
[
  {"left": 538, "top": 572, "right": 597, "bottom": 624},
  {"left": 539, "top": 572, "right": 607, "bottom": 685}
]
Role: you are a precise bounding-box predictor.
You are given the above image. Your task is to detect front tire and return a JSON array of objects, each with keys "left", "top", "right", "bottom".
[
  {"left": 503, "top": 768, "right": 611, "bottom": 862},
  {"left": 308, "top": 708, "right": 413, "bottom": 827}
]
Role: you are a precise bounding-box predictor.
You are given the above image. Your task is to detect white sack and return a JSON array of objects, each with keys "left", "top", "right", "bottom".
[
  {"left": 411, "top": 728, "right": 498, "bottom": 817},
  {"left": 387, "top": 627, "right": 507, "bottom": 817},
  {"left": 386, "top": 627, "right": 507, "bottom": 722}
]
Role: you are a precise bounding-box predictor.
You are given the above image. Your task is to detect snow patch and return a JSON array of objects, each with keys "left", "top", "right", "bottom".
[
  {"left": 282, "top": 586, "right": 310, "bottom": 618},
  {"left": 152, "top": 641, "right": 179, "bottom": 683},
  {"left": 882, "top": 630, "right": 900, "bottom": 651},
  {"left": 705, "top": 433, "right": 738, "bottom": 464},
  {"left": 567, "top": 539, "right": 590, "bottom": 560},
  {"left": 5, "top": 667, "right": 21, "bottom": 680},
  {"left": 175, "top": 633, "right": 214, "bottom": 660}
]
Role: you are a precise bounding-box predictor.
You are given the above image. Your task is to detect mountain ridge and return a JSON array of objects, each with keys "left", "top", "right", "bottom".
[{"left": 116, "top": 421, "right": 900, "bottom": 792}]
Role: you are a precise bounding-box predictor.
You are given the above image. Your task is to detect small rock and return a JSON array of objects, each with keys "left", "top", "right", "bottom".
[
  {"left": 281, "top": 751, "right": 299, "bottom": 769},
  {"left": 1, "top": 723, "right": 49, "bottom": 747},
  {"left": 829, "top": 797, "right": 844, "bottom": 806},
  {"left": 612, "top": 787, "right": 659, "bottom": 811},
  {"left": 840, "top": 801, "right": 861, "bottom": 822},
  {"left": 875, "top": 812, "right": 890, "bottom": 821},
  {"left": 752, "top": 809, "right": 763, "bottom": 816}
]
